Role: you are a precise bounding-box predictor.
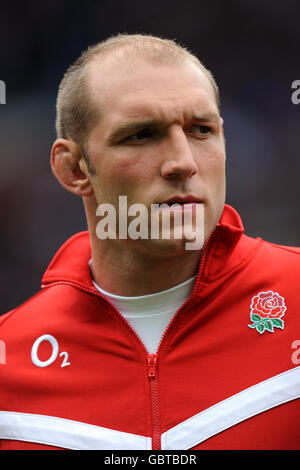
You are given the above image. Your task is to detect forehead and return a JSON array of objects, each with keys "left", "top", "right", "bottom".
[{"left": 88, "top": 60, "right": 218, "bottom": 129}]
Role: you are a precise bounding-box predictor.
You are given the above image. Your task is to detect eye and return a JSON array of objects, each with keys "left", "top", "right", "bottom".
[
  {"left": 188, "top": 124, "right": 212, "bottom": 136},
  {"left": 125, "top": 128, "right": 154, "bottom": 142}
]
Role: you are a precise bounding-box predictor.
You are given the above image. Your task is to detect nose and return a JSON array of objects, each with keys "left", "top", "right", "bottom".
[{"left": 160, "top": 127, "right": 198, "bottom": 180}]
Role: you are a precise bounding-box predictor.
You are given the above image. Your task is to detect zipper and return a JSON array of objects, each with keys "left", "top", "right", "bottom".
[
  {"left": 148, "top": 353, "right": 160, "bottom": 449},
  {"left": 145, "top": 231, "right": 216, "bottom": 449},
  {"left": 41, "top": 228, "right": 216, "bottom": 450},
  {"left": 144, "top": 232, "right": 215, "bottom": 449}
]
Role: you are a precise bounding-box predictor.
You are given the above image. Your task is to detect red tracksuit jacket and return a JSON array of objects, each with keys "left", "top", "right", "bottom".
[{"left": 0, "top": 204, "right": 299, "bottom": 450}]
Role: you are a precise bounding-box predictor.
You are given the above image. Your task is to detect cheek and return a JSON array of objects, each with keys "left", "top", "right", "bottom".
[
  {"left": 209, "top": 156, "right": 226, "bottom": 207},
  {"left": 199, "top": 146, "right": 226, "bottom": 223},
  {"left": 212, "top": 156, "right": 226, "bottom": 189},
  {"left": 102, "top": 156, "right": 156, "bottom": 200},
  {"left": 196, "top": 142, "right": 226, "bottom": 185},
  {"left": 114, "top": 155, "right": 157, "bottom": 183}
]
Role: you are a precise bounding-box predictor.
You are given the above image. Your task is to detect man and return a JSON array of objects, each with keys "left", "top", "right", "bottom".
[{"left": 0, "top": 34, "right": 299, "bottom": 450}]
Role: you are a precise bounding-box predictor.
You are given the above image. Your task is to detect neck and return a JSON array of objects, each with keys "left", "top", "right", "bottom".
[
  {"left": 90, "top": 239, "right": 201, "bottom": 296},
  {"left": 84, "top": 196, "right": 202, "bottom": 296}
]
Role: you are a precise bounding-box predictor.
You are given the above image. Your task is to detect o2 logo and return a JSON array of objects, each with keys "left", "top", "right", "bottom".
[{"left": 31, "top": 335, "right": 70, "bottom": 368}]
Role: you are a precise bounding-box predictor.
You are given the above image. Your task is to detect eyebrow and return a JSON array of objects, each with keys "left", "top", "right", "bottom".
[{"left": 108, "top": 112, "right": 219, "bottom": 144}]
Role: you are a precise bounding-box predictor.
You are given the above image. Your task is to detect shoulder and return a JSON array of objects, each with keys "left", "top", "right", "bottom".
[
  {"left": 0, "top": 289, "right": 45, "bottom": 328},
  {"left": 0, "top": 283, "right": 89, "bottom": 339},
  {"left": 259, "top": 239, "right": 300, "bottom": 255},
  {"left": 256, "top": 238, "right": 300, "bottom": 267}
]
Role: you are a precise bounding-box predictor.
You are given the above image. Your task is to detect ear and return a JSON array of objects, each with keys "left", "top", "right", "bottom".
[{"left": 50, "top": 139, "right": 94, "bottom": 197}]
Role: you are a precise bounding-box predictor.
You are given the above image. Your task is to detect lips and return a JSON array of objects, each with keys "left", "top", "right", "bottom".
[
  {"left": 155, "top": 197, "right": 204, "bottom": 214},
  {"left": 160, "top": 196, "right": 203, "bottom": 206}
]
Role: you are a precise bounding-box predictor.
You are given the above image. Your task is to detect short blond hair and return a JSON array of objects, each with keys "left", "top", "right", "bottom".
[{"left": 55, "top": 33, "right": 220, "bottom": 153}]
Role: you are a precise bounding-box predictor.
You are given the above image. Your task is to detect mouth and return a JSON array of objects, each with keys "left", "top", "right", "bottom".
[
  {"left": 160, "top": 196, "right": 203, "bottom": 205},
  {"left": 157, "top": 196, "right": 204, "bottom": 212}
]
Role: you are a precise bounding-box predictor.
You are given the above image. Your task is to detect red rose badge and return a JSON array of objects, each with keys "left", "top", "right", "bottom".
[{"left": 248, "top": 291, "right": 286, "bottom": 334}]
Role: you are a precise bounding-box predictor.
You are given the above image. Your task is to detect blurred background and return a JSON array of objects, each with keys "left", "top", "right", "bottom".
[{"left": 0, "top": 0, "right": 299, "bottom": 313}]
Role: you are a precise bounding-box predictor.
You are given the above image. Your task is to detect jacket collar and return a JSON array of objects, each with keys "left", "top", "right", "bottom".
[
  {"left": 41, "top": 204, "right": 260, "bottom": 290},
  {"left": 202, "top": 204, "right": 259, "bottom": 282}
]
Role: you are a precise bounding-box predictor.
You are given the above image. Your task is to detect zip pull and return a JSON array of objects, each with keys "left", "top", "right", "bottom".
[{"left": 148, "top": 353, "right": 158, "bottom": 378}]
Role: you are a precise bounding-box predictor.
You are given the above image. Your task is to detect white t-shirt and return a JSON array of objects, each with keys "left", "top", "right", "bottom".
[{"left": 91, "top": 270, "right": 196, "bottom": 354}]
